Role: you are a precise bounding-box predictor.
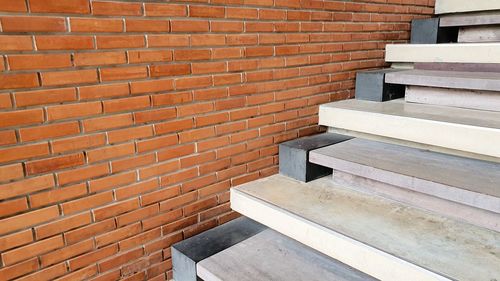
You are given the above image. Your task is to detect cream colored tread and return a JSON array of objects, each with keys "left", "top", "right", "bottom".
[
  {"left": 440, "top": 11, "right": 500, "bottom": 27},
  {"left": 318, "top": 99, "right": 500, "bottom": 158},
  {"left": 231, "top": 175, "right": 500, "bottom": 281},
  {"left": 385, "top": 43, "right": 500, "bottom": 64},
  {"left": 435, "top": 0, "right": 500, "bottom": 14}
]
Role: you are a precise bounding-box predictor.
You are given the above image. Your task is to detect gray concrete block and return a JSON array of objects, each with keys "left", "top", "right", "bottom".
[
  {"left": 279, "top": 133, "right": 352, "bottom": 182},
  {"left": 172, "top": 217, "right": 266, "bottom": 281},
  {"left": 355, "top": 69, "right": 405, "bottom": 102},
  {"left": 411, "top": 18, "right": 458, "bottom": 44}
]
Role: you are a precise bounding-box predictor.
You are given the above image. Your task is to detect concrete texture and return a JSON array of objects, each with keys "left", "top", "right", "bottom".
[
  {"left": 459, "top": 26, "right": 500, "bottom": 43},
  {"left": 319, "top": 99, "right": 500, "bottom": 158},
  {"left": 435, "top": 0, "right": 500, "bottom": 14},
  {"left": 197, "top": 229, "right": 376, "bottom": 281},
  {"left": 172, "top": 217, "right": 266, "bottom": 281},
  {"left": 410, "top": 18, "right": 457, "bottom": 44},
  {"left": 278, "top": 133, "right": 351, "bottom": 182},
  {"left": 354, "top": 69, "right": 405, "bottom": 102},
  {"left": 231, "top": 174, "right": 500, "bottom": 281},
  {"left": 440, "top": 11, "right": 500, "bottom": 27}
]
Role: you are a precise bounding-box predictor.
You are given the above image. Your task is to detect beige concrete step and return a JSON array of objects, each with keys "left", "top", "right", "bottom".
[
  {"left": 309, "top": 138, "right": 500, "bottom": 231},
  {"left": 231, "top": 174, "right": 500, "bottom": 281},
  {"left": 319, "top": 99, "right": 500, "bottom": 158},
  {"left": 197, "top": 229, "right": 376, "bottom": 281},
  {"left": 386, "top": 43, "right": 500, "bottom": 64},
  {"left": 458, "top": 26, "right": 500, "bottom": 43},
  {"left": 435, "top": 0, "right": 500, "bottom": 14},
  {"left": 440, "top": 11, "right": 500, "bottom": 27}
]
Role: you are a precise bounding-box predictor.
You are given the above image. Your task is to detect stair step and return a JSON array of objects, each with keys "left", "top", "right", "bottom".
[
  {"left": 319, "top": 99, "right": 500, "bottom": 158},
  {"left": 440, "top": 11, "right": 500, "bottom": 27},
  {"left": 435, "top": 0, "right": 500, "bottom": 14},
  {"left": 309, "top": 138, "right": 500, "bottom": 230},
  {"left": 231, "top": 175, "right": 500, "bottom": 281},
  {"left": 458, "top": 26, "right": 500, "bottom": 43},
  {"left": 386, "top": 43, "right": 500, "bottom": 64},
  {"left": 405, "top": 86, "right": 500, "bottom": 112},
  {"left": 385, "top": 69, "right": 500, "bottom": 92},
  {"left": 197, "top": 228, "right": 375, "bottom": 281}
]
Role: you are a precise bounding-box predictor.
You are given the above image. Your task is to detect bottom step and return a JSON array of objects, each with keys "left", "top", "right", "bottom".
[
  {"left": 231, "top": 175, "right": 500, "bottom": 281},
  {"left": 197, "top": 228, "right": 375, "bottom": 281}
]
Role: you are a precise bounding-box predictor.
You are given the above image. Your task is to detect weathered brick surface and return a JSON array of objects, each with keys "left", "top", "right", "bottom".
[{"left": 0, "top": 0, "right": 434, "bottom": 280}]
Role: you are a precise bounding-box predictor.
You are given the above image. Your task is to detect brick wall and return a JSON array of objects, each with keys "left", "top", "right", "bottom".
[{"left": 0, "top": 0, "right": 434, "bottom": 280}]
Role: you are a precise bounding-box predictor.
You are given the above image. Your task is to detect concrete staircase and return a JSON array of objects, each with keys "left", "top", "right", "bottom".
[{"left": 225, "top": 1, "right": 500, "bottom": 281}]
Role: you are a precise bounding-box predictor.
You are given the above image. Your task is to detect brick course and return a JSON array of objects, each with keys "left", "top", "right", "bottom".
[{"left": 0, "top": 0, "right": 434, "bottom": 280}]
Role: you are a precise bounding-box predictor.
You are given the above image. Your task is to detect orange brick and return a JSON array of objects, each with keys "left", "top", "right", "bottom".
[
  {"left": 150, "top": 64, "right": 190, "bottom": 77},
  {"left": 87, "top": 143, "right": 135, "bottom": 163},
  {"left": 183, "top": 196, "right": 217, "bottom": 216},
  {"left": 0, "top": 35, "right": 33, "bottom": 51},
  {"left": 117, "top": 204, "right": 159, "bottom": 227},
  {"left": 141, "top": 186, "right": 180, "bottom": 206},
  {"left": 82, "top": 113, "right": 133, "bottom": 132},
  {"left": 174, "top": 49, "right": 211, "bottom": 61},
  {"left": 0, "top": 108, "right": 43, "bottom": 128},
  {"left": 0, "top": 73, "right": 39, "bottom": 90},
  {"left": 19, "top": 121, "right": 80, "bottom": 142},
  {"left": 70, "top": 18, "right": 123, "bottom": 32},
  {"left": 178, "top": 127, "right": 215, "bottom": 143},
  {"left": 211, "top": 21, "right": 244, "bottom": 33},
  {"left": 108, "top": 125, "right": 154, "bottom": 144},
  {"left": 176, "top": 76, "right": 212, "bottom": 90},
  {"left": 0, "top": 130, "right": 16, "bottom": 146},
  {"left": 40, "top": 239, "right": 94, "bottom": 268},
  {"left": 89, "top": 171, "right": 136, "bottom": 193},
  {"left": 144, "top": 3, "right": 186, "bottom": 17},
  {"left": 41, "top": 69, "right": 98, "bottom": 87},
  {"left": 36, "top": 35, "right": 94, "bottom": 50},
  {"left": 57, "top": 163, "right": 110, "bottom": 186},
  {"left": 171, "top": 20, "right": 209, "bottom": 32},
  {"left": 25, "top": 152, "right": 84, "bottom": 175},
  {"left": 103, "top": 95, "right": 150, "bottom": 113},
  {"left": 0, "top": 93, "right": 10, "bottom": 109},
  {"left": 134, "top": 108, "right": 176, "bottom": 124},
  {"left": 61, "top": 191, "right": 113, "bottom": 215},
  {"left": 160, "top": 168, "right": 198, "bottom": 187},
  {"left": 29, "top": 0, "right": 90, "bottom": 14},
  {"left": 0, "top": 230, "right": 33, "bottom": 252},
  {"left": 148, "top": 35, "right": 190, "bottom": 47},
  {"left": 74, "top": 51, "right": 126, "bottom": 66},
  {"left": 46, "top": 101, "right": 102, "bottom": 121},
  {"left": 0, "top": 142, "right": 49, "bottom": 164},
  {"left": 198, "top": 136, "right": 230, "bottom": 152},
  {"left": 142, "top": 209, "right": 182, "bottom": 230},
  {"left": 34, "top": 212, "right": 92, "bottom": 239},
  {"left": 152, "top": 91, "right": 192, "bottom": 107},
  {"left": 189, "top": 6, "right": 225, "bottom": 18},
  {"left": 0, "top": 16, "right": 66, "bottom": 32},
  {"left": 136, "top": 134, "right": 178, "bottom": 153},
  {"left": 139, "top": 160, "right": 179, "bottom": 180},
  {"left": 96, "top": 35, "right": 145, "bottom": 49},
  {"left": 79, "top": 83, "right": 129, "bottom": 100},
  {"left": 192, "top": 61, "right": 226, "bottom": 74},
  {"left": 100, "top": 66, "right": 148, "bottom": 82},
  {"left": 15, "top": 88, "right": 77, "bottom": 107},
  {"left": 199, "top": 158, "right": 230, "bottom": 174},
  {"left": 196, "top": 112, "right": 229, "bottom": 127},
  {"left": 95, "top": 222, "right": 141, "bottom": 248},
  {"left": 92, "top": 1, "right": 142, "bottom": 16},
  {"left": 157, "top": 143, "right": 196, "bottom": 161},
  {"left": 64, "top": 219, "right": 115, "bottom": 245},
  {"left": 69, "top": 244, "right": 118, "bottom": 271},
  {"left": 52, "top": 133, "right": 106, "bottom": 153},
  {"left": 130, "top": 79, "right": 174, "bottom": 95},
  {"left": 126, "top": 19, "right": 170, "bottom": 32},
  {"left": 0, "top": 197, "right": 28, "bottom": 218},
  {"left": 178, "top": 102, "right": 214, "bottom": 117},
  {"left": 30, "top": 183, "right": 87, "bottom": 208},
  {"left": 0, "top": 258, "right": 38, "bottom": 281},
  {"left": 98, "top": 248, "right": 143, "bottom": 272},
  {"left": 115, "top": 178, "right": 158, "bottom": 200},
  {"left": 118, "top": 227, "right": 160, "bottom": 250},
  {"left": 181, "top": 174, "right": 217, "bottom": 193},
  {"left": 0, "top": 163, "right": 23, "bottom": 183},
  {"left": 0, "top": 206, "right": 59, "bottom": 236},
  {"left": 0, "top": 0, "right": 27, "bottom": 12},
  {"left": 191, "top": 34, "right": 226, "bottom": 46},
  {"left": 2, "top": 236, "right": 63, "bottom": 266},
  {"left": 227, "top": 7, "right": 258, "bottom": 19},
  {"left": 128, "top": 50, "right": 172, "bottom": 64}
]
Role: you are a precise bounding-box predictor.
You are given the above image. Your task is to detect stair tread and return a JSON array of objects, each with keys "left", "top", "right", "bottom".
[
  {"left": 197, "top": 228, "right": 375, "bottom": 281},
  {"left": 310, "top": 138, "right": 500, "bottom": 214},
  {"left": 319, "top": 99, "right": 500, "bottom": 158},
  {"left": 232, "top": 175, "right": 500, "bottom": 281},
  {"left": 440, "top": 11, "right": 500, "bottom": 27},
  {"left": 435, "top": 0, "right": 500, "bottom": 14},
  {"left": 385, "top": 43, "right": 500, "bottom": 64},
  {"left": 385, "top": 69, "right": 500, "bottom": 91}
]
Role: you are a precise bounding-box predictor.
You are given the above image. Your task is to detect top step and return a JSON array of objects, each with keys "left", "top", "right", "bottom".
[
  {"left": 435, "top": 0, "right": 500, "bottom": 14},
  {"left": 440, "top": 11, "right": 500, "bottom": 27}
]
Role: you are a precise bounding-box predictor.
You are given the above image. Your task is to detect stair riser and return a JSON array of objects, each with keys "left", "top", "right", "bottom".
[
  {"left": 319, "top": 106, "right": 500, "bottom": 158},
  {"left": 309, "top": 153, "right": 500, "bottom": 214},
  {"left": 406, "top": 86, "right": 500, "bottom": 112},
  {"left": 332, "top": 171, "right": 500, "bottom": 232},
  {"left": 458, "top": 26, "right": 500, "bottom": 43},
  {"left": 231, "top": 189, "right": 451, "bottom": 281}
]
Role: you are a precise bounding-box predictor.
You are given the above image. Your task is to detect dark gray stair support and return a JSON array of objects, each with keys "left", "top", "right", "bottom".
[
  {"left": 354, "top": 69, "right": 405, "bottom": 102},
  {"left": 310, "top": 138, "right": 500, "bottom": 232},
  {"left": 410, "top": 18, "right": 458, "bottom": 44},
  {"left": 384, "top": 69, "right": 500, "bottom": 91},
  {"left": 279, "top": 133, "right": 352, "bottom": 182},
  {"left": 172, "top": 217, "right": 266, "bottom": 281},
  {"left": 197, "top": 229, "right": 376, "bottom": 281}
]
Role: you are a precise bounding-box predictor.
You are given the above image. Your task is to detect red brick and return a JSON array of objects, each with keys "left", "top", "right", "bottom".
[
  {"left": 0, "top": 206, "right": 59, "bottom": 236},
  {"left": 82, "top": 113, "right": 133, "bottom": 132},
  {"left": 117, "top": 204, "right": 160, "bottom": 227},
  {"left": 112, "top": 153, "right": 156, "bottom": 174},
  {"left": 87, "top": 142, "right": 135, "bottom": 163},
  {"left": 0, "top": 230, "right": 33, "bottom": 252},
  {"left": 89, "top": 171, "right": 136, "bottom": 193},
  {"left": 148, "top": 35, "right": 190, "bottom": 47},
  {"left": 191, "top": 34, "right": 226, "bottom": 46},
  {"left": 0, "top": 258, "right": 38, "bottom": 281},
  {"left": 181, "top": 174, "right": 217, "bottom": 193},
  {"left": 176, "top": 76, "right": 212, "bottom": 90},
  {"left": 0, "top": 36, "right": 33, "bottom": 51},
  {"left": 92, "top": 1, "right": 142, "bottom": 16},
  {"left": 26, "top": 152, "right": 84, "bottom": 176},
  {"left": 70, "top": 18, "right": 123, "bottom": 32},
  {"left": 93, "top": 198, "right": 140, "bottom": 221},
  {"left": 137, "top": 134, "right": 178, "bottom": 153},
  {"left": 189, "top": 6, "right": 225, "bottom": 18},
  {"left": 36, "top": 35, "right": 94, "bottom": 50},
  {"left": 0, "top": 73, "right": 39, "bottom": 90},
  {"left": 74, "top": 51, "right": 126, "bottom": 66},
  {"left": 139, "top": 160, "right": 179, "bottom": 180},
  {"left": 61, "top": 191, "right": 113, "bottom": 215},
  {"left": 0, "top": 0, "right": 27, "bottom": 12},
  {"left": 100, "top": 66, "right": 148, "bottom": 82},
  {"left": 144, "top": 3, "right": 187, "bottom": 17},
  {"left": 64, "top": 219, "right": 115, "bottom": 245},
  {"left": 103, "top": 95, "right": 150, "bottom": 113},
  {"left": 29, "top": 0, "right": 90, "bottom": 14},
  {"left": 79, "top": 83, "right": 129, "bottom": 100},
  {"left": 0, "top": 93, "right": 10, "bottom": 109},
  {"left": 96, "top": 35, "right": 145, "bottom": 49},
  {"left": 126, "top": 19, "right": 170, "bottom": 32},
  {"left": 35, "top": 212, "right": 92, "bottom": 239},
  {"left": 1, "top": 16, "right": 66, "bottom": 32},
  {"left": 134, "top": 108, "right": 176, "bottom": 124},
  {"left": 0, "top": 108, "right": 44, "bottom": 128},
  {"left": 46, "top": 101, "right": 102, "bottom": 121},
  {"left": 119, "top": 227, "right": 160, "bottom": 250},
  {"left": 227, "top": 7, "right": 258, "bottom": 19},
  {"left": 171, "top": 20, "right": 209, "bottom": 32},
  {"left": 40, "top": 239, "right": 93, "bottom": 268},
  {"left": 0, "top": 130, "right": 16, "bottom": 146},
  {"left": 15, "top": 88, "right": 77, "bottom": 107},
  {"left": 150, "top": 64, "right": 190, "bottom": 77},
  {"left": 98, "top": 248, "right": 143, "bottom": 272},
  {"left": 152, "top": 91, "right": 192, "bottom": 107},
  {"left": 0, "top": 197, "right": 28, "bottom": 219},
  {"left": 57, "top": 163, "right": 110, "bottom": 186},
  {"left": 156, "top": 144, "right": 195, "bottom": 162},
  {"left": 30, "top": 183, "right": 87, "bottom": 208},
  {"left": 0, "top": 142, "right": 49, "bottom": 164},
  {"left": 130, "top": 79, "right": 174, "bottom": 95},
  {"left": 174, "top": 49, "right": 211, "bottom": 61},
  {"left": 178, "top": 102, "right": 214, "bottom": 117},
  {"left": 128, "top": 50, "right": 172, "bottom": 64},
  {"left": 95, "top": 222, "right": 141, "bottom": 248},
  {"left": 19, "top": 122, "right": 80, "bottom": 142},
  {"left": 69, "top": 244, "right": 118, "bottom": 270},
  {"left": 108, "top": 125, "right": 153, "bottom": 144},
  {"left": 41, "top": 69, "right": 98, "bottom": 87},
  {"left": 0, "top": 163, "right": 23, "bottom": 183},
  {"left": 211, "top": 21, "right": 244, "bottom": 33},
  {"left": 52, "top": 133, "right": 106, "bottom": 153},
  {"left": 115, "top": 178, "right": 158, "bottom": 200}
]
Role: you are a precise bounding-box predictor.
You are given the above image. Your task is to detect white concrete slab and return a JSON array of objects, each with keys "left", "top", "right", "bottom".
[
  {"left": 385, "top": 43, "right": 500, "bottom": 64},
  {"left": 435, "top": 0, "right": 500, "bottom": 14},
  {"left": 459, "top": 26, "right": 500, "bottom": 43},
  {"left": 231, "top": 175, "right": 500, "bottom": 281},
  {"left": 318, "top": 99, "right": 500, "bottom": 158},
  {"left": 197, "top": 229, "right": 376, "bottom": 281},
  {"left": 405, "top": 86, "right": 500, "bottom": 112}
]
